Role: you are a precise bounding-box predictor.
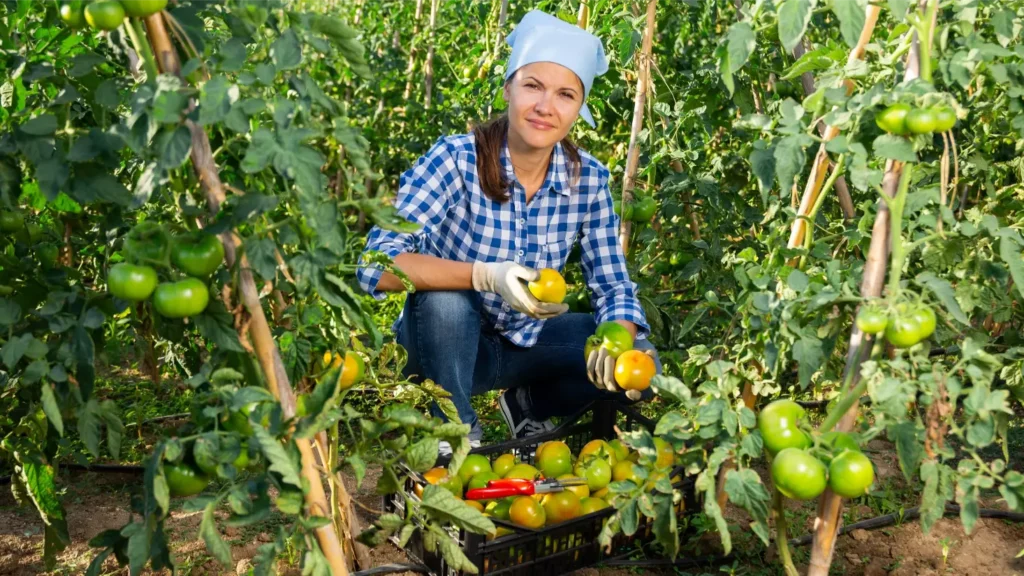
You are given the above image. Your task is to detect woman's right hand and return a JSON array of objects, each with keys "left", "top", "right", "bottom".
[{"left": 471, "top": 261, "right": 568, "bottom": 319}]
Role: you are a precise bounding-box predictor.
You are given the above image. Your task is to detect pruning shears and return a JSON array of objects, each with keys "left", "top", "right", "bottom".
[{"left": 464, "top": 477, "right": 587, "bottom": 500}]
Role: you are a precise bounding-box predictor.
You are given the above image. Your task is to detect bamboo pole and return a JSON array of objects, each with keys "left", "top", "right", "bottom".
[
  {"left": 786, "top": 5, "right": 880, "bottom": 260},
  {"left": 577, "top": 1, "right": 590, "bottom": 29},
  {"left": 143, "top": 13, "right": 350, "bottom": 575},
  {"left": 402, "top": 0, "right": 425, "bottom": 101},
  {"left": 792, "top": 40, "right": 856, "bottom": 220},
  {"left": 618, "top": 0, "right": 657, "bottom": 256},
  {"left": 423, "top": 0, "right": 439, "bottom": 110},
  {"left": 806, "top": 14, "right": 923, "bottom": 575}
]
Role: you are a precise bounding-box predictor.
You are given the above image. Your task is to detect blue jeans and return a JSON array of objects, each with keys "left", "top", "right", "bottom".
[{"left": 396, "top": 290, "right": 659, "bottom": 439}]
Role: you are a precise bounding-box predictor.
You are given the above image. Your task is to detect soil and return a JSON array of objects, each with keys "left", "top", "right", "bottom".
[{"left": 1, "top": 439, "right": 1022, "bottom": 575}]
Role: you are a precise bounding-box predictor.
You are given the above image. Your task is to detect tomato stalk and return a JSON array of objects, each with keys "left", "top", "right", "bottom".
[
  {"left": 914, "top": 0, "right": 940, "bottom": 84},
  {"left": 799, "top": 154, "right": 846, "bottom": 269},
  {"left": 884, "top": 164, "right": 914, "bottom": 296},
  {"left": 123, "top": 19, "right": 159, "bottom": 81},
  {"left": 772, "top": 487, "right": 800, "bottom": 576}
]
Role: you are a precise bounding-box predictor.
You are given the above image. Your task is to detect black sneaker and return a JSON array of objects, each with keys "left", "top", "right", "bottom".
[{"left": 498, "top": 388, "right": 555, "bottom": 439}]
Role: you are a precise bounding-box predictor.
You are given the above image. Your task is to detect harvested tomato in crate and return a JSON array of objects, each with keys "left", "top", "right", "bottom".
[{"left": 382, "top": 400, "right": 699, "bottom": 576}]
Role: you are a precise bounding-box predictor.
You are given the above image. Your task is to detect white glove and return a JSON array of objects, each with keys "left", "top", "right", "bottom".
[
  {"left": 586, "top": 347, "right": 644, "bottom": 401},
  {"left": 471, "top": 261, "right": 568, "bottom": 319}
]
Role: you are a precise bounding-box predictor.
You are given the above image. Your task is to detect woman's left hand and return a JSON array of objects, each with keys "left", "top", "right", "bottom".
[{"left": 586, "top": 348, "right": 647, "bottom": 401}]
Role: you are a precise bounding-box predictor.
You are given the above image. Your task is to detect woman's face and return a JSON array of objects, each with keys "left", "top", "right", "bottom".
[{"left": 504, "top": 62, "right": 584, "bottom": 151}]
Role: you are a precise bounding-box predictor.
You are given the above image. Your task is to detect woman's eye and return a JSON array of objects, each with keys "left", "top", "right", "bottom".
[{"left": 560, "top": 92, "right": 575, "bottom": 99}]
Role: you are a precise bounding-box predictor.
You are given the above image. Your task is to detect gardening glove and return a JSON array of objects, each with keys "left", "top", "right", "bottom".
[
  {"left": 586, "top": 347, "right": 656, "bottom": 402},
  {"left": 471, "top": 260, "right": 568, "bottom": 319}
]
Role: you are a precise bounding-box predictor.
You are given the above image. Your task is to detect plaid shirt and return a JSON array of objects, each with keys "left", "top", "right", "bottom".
[{"left": 356, "top": 133, "right": 648, "bottom": 347}]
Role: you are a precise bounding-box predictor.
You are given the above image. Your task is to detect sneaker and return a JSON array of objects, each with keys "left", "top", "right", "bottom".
[
  {"left": 438, "top": 438, "right": 481, "bottom": 457},
  {"left": 498, "top": 388, "right": 555, "bottom": 440}
]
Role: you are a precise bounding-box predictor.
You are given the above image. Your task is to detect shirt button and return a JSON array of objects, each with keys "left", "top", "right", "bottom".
[
  {"left": 519, "top": 218, "right": 526, "bottom": 224},
  {"left": 517, "top": 250, "right": 524, "bottom": 256}
]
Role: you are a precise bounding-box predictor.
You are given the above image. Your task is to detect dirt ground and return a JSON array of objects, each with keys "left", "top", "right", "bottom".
[{"left": 1, "top": 443, "right": 1023, "bottom": 576}]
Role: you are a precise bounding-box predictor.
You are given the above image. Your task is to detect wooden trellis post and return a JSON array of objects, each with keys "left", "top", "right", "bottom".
[
  {"left": 424, "top": 0, "right": 440, "bottom": 109},
  {"left": 618, "top": 0, "right": 657, "bottom": 256}
]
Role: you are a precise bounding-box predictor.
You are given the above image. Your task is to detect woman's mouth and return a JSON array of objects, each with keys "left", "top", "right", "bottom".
[{"left": 527, "top": 118, "right": 554, "bottom": 130}]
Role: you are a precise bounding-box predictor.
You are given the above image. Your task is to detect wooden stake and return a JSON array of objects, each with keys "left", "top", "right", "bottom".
[
  {"left": 424, "top": 0, "right": 440, "bottom": 110},
  {"left": 402, "top": 0, "right": 425, "bottom": 101},
  {"left": 806, "top": 12, "right": 923, "bottom": 573},
  {"left": 618, "top": 0, "right": 657, "bottom": 256},
  {"left": 786, "top": 5, "right": 880, "bottom": 260},
  {"left": 577, "top": 0, "right": 590, "bottom": 29},
  {"left": 143, "top": 13, "right": 351, "bottom": 575}
]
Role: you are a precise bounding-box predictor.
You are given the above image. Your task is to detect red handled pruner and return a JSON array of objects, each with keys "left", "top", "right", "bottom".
[{"left": 464, "top": 477, "right": 587, "bottom": 500}]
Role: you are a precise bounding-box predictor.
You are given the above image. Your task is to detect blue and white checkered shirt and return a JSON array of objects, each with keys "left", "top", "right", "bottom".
[{"left": 356, "top": 133, "right": 648, "bottom": 347}]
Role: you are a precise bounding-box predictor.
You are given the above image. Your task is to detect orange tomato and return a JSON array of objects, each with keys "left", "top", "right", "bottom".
[
  {"left": 541, "top": 490, "right": 580, "bottom": 524},
  {"left": 613, "top": 350, "right": 656, "bottom": 391},
  {"left": 557, "top": 473, "right": 589, "bottom": 499},
  {"left": 419, "top": 467, "right": 462, "bottom": 498},
  {"left": 578, "top": 439, "right": 617, "bottom": 467},
  {"left": 339, "top": 351, "right": 365, "bottom": 389},
  {"left": 509, "top": 496, "right": 546, "bottom": 529}
]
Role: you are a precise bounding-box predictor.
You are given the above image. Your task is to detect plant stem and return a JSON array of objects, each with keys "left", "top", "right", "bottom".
[
  {"left": 918, "top": 0, "right": 940, "bottom": 83},
  {"left": 125, "top": 20, "right": 159, "bottom": 81},
  {"left": 774, "top": 488, "right": 800, "bottom": 576}
]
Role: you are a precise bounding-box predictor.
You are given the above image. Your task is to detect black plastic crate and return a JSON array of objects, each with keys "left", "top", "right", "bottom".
[{"left": 382, "top": 400, "right": 700, "bottom": 576}]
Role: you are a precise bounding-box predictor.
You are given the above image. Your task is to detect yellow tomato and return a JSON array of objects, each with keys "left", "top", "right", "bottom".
[
  {"left": 613, "top": 350, "right": 656, "bottom": 391},
  {"left": 527, "top": 268, "right": 566, "bottom": 303}
]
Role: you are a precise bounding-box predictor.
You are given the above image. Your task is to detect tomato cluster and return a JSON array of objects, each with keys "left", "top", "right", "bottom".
[
  {"left": 760, "top": 400, "right": 875, "bottom": 501},
  {"left": 613, "top": 196, "right": 658, "bottom": 224},
  {"left": 875, "top": 102, "right": 957, "bottom": 136},
  {"left": 107, "top": 224, "right": 222, "bottom": 318},
  {"left": 855, "top": 302, "right": 936, "bottom": 348},
  {"left": 59, "top": 0, "right": 167, "bottom": 32},
  {"left": 584, "top": 321, "right": 658, "bottom": 392}
]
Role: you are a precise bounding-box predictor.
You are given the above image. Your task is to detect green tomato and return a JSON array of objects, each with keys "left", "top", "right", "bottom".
[
  {"left": 820, "top": 431, "right": 860, "bottom": 455},
  {"left": 84, "top": 0, "right": 126, "bottom": 31},
  {"left": 0, "top": 211, "right": 25, "bottom": 232},
  {"left": 828, "top": 450, "right": 874, "bottom": 498},
  {"left": 613, "top": 201, "right": 634, "bottom": 221},
  {"left": 758, "top": 399, "right": 811, "bottom": 456},
  {"left": 931, "top": 107, "right": 956, "bottom": 132},
  {"left": 153, "top": 278, "right": 210, "bottom": 318},
  {"left": 124, "top": 221, "right": 170, "bottom": 264},
  {"left": 905, "top": 108, "right": 938, "bottom": 135},
  {"left": 585, "top": 321, "right": 634, "bottom": 360},
  {"left": 171, "top": 233, "right": 225, "bottom": 277},
  {"left": 884, "top": 311, "right": 923, "bottom": 348},
  {"left": 632, "top": 197, "right": 657, "bottom": 222},
  {"left": 107, "top": 263, "right": 159, "bottom": 302},
  {"left": 855, "top": 306, "right": 888, "bottom": 334},
  {"left": 875, "top": 103, "right": 911, "bottom": 135},
  {"left": 0, "top": 285, "right": 13, "bottom": 296},
  {"left": 121, "top": 0, "right": 168, "bottom": 18},
  {"left": 911, "top": 306, "right": 936, "bottom": 341},
  {"left": 59, "top": 1, "right": 86, "bottom": 28},
  {"left": 36, "top": 244, "right": 59, "bottom": 268},
  {"left": 771, "top": 448, "right": 827, "bottom": 501},
  {"left": 165, "top": 463, "right": 210, "bottom": 497}
]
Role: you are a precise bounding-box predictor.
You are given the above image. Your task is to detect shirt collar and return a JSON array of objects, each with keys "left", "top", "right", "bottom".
[{"left": 501, "top": 139, "right": 571, "bottom": 197}]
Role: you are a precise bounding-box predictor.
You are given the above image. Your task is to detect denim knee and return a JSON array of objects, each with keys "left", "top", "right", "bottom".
[{"left": 408, "top": 290, "right": 481, "bottom": 329}]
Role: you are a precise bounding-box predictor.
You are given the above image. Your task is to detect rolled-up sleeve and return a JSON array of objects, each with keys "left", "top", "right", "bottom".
[
  {"left": 356, "top": 139, "right": 460, "bottom": 298},
  {"left": 578, "top": 168, "right": 650, "bottom": 338}
]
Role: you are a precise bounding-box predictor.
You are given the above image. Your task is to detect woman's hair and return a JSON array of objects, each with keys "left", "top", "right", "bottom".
[{"left": 472, "top": 114, "right": 582, "bottom": 203}]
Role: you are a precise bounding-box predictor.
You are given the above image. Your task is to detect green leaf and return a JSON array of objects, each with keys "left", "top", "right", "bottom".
[
  {"left": 920, "top": 460, "right": 954, "bottom": 533},
  {"left": 199, "top": 76, "right": 239, "bottom": 126},
  {"left": 244, "top": 237, "right": 278, "bottom": 281},
  {"left": 998, "top": 235, "right": 1024, "bottom": 302},
  {"left": 77, "top": 399, "right": 102, "bottom": 458},
  {"left": 20, "top": 461, "right": 70, "bottom": 566},
  {"left": 872, "top": 134, "right": 917, "bottom": 162},
  {"left": 419, "top": 485, "right": 496, "bottom": 535},
  {"left": 831, "top": 0, "right": 867, "bottom": 48},
  {"left": 85, "top": 549, "right": 113, "bottom": 576},
  {"left": 405, "top": 437, "right": 439, "bottom": 473},
  {"left": 201, "top": 501, "right": 233, "bottom": 566},
  {"left": 703, "top": 485, "right": 731, "bottom": 553},
  {"left": 253, "top": 427, "right": 302, "bottom": 488},
  {"left": 957, "top": 480, "right": 979, "bottom": 534},
  {"left": 774, "top": 134, "right": 810, "bottom": 193},
  {"left": 217, "top": 38, "right": 247, "bottom": 72},
  {"left": 888, "top": 0, "right": 910, "bottom": 19},
  {"left": 652, "top": 494, "right": 679, "bottom": 558},
  {"left": 777, "top": 0, "right": 813, "bottom": 53},
  {"left": 651, "top": 375, "right": 692, "bottom": 403},
  {"left": 792, "top": 336, "right": 823, "bottom": 389},
  {"left": 725, "top": 469, "right": 771, "bottom": 545},
  {"left": 40, "top": 381, "right": 64, "bottom": 437},
  {"left": 156, "top": 125, "right": 192, "bottom": 170},
  {"left": 890, "top": 421, "right": 923, "bottom": 481},
  {"left": 271, "top": 29, "right": 302, "bottom": 70},
  {"left": 0, "top": 298, "right": 22, "bottom": 326},
  {"left": 915, "top": 272, "right": 969, "bottom": 325},
  {"left": 20, "top": 114, "right": 58, "bottom": 136},
  {"left": 726, "top": 22, "right": 755, "bottom": 74},
  {"left": 194, "top": 300, "right": 245, "bottom": 353}
]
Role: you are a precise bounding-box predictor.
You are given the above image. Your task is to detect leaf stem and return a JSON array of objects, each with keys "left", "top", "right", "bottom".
[{"left": 125, "top": 20, "right": 159, "bottom": 81}]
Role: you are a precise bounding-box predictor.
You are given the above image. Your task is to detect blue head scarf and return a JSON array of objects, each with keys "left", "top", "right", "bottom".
[{"left": 504, "top": 10, "right": 609, "bottom": 128}]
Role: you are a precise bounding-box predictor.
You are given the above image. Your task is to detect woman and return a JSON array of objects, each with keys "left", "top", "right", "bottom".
[{"left": 357, "top": 10, "right": 659, "bottom": 450}]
